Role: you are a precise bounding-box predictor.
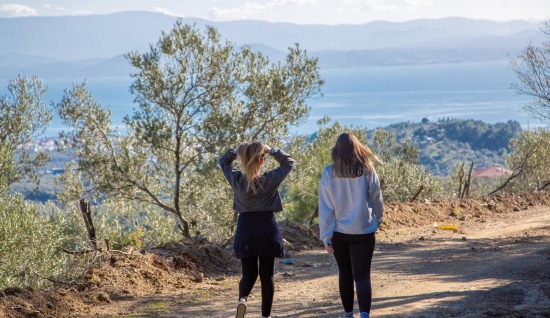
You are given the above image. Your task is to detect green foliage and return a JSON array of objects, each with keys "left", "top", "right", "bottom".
[
  {"left": 413, "top": 118, "right": 521, "bottom": 151},
  {"left": 371, "top": 129, "right": 441, "bottom": 202},
  {"left": 0, "top": 146, "right": 17, "bottom": 194},
  {"left": 0, "top": 75, "right": 52, "bottom": 186},
  {"left": 112, "top": 226, "right": 144, "bottom": 250},
  {"left": 97, "top": 199, "right": 181, "bottom": 250},
  {"left": 56, "top": 168, "right": 182, "bottom": 250},
  {"left": 378, "top": 118, "right": 522, "bottom": 176},
  {"left": 505, "top": 128, "right": 550, "bottom": 192},
  {"left": 0, "top": 196, "right": 71, "bottom": 289},
  {"left": 57, "top": 21, "right": 322, "bottom": 237}
]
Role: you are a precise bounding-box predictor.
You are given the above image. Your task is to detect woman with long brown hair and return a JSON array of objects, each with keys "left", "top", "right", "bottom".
[
  {"left": 219, "top": 140, "right": 295, "bottom": 318},
  {"left": 318, "top": 132, "right": 384, "bottom": 318}
]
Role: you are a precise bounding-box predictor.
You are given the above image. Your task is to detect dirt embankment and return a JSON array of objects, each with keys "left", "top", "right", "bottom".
[{"left": 1, "top": 191, "right": 549, "bottom": 318}]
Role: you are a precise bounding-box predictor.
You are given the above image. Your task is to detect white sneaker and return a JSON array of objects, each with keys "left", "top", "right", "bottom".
[{"left": 235, "top": 299, "right": 247, "bottom": 318}]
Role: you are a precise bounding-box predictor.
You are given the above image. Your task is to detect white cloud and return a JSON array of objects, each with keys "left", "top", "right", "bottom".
[
  {"left": 154, "top": 7, "right": 179, "bottom": 16},
  {"left": 405, "top": 0, "right": 431, "bottom": 6},
  {"left": 360, "top": 0, "right": 430, "bottom": 12},
  {"left": 209, "top": 0, "right": 318, "bottom": 20},
  {"left": 0, "top": 4, "right": 37, "bottom": 17},
  {"left": 43, "top": 3, "right": 65, "bottom": 11},
  {"left": 209, "top": 2, "right": 268, "bottom": 20},
  {"left": 74, "top": 10, "right": 92, "bottom": 15},
  {"left": 269, "top": 0, "right": 318, "bottom": 5}
]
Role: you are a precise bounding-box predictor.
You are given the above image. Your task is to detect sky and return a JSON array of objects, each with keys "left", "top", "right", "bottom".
[{"left": 0, "top": 0, "right": 549, "bottom": 25}]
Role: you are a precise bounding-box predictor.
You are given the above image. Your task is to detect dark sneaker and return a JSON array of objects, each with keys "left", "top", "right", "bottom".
[{"left": 235, "top": 300, "right": 246, "bottom": 318}]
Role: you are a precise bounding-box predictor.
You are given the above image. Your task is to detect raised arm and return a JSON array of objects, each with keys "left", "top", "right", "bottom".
[
  {"left": 264, "top": 146, "right": 295, "bottom": 184},
  {"left": 218, "top": 149, "right": 241, "bottom": 188}
]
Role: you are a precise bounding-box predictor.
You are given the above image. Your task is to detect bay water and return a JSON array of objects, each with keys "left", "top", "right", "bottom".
[{"left": 0, "top": 60, "right": 537, "bottom": 137}]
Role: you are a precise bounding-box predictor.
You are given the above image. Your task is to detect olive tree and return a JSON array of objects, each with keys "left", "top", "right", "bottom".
[
  {"left": 371, "top": 129, "right": 441, "bottom": 202},
  {"left": 0, "top": 75, "right": 52, "bottom": 188},
  {"left": 502, "top": 20, "right": 550, "bottom": 194},
  {"left": 490, "top": 129, "right": 550, "bottom": 194},
  {"left": 58, "top": 21, "right": 323, "bottom": 237},
  {"left": 511, "top": 20, "right": 550, "bottom": 122}
]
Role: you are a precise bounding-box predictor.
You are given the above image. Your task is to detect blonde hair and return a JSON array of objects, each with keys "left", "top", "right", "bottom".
[
  {"left": 235, "top": 140, "right": 266, "bottom": 193},
  {"left": 331, "top": 132, "right": 381, "bottom": 178}
]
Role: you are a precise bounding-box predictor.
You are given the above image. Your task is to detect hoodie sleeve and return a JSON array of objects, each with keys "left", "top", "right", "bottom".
[
  {"left": 264, "top": 148, "right": 295, "bottom": 185},
  {"left": 218, "top": 149, "right": 242, "bottom": 189},
  {"left": 318, "top": 166, "right": 336, "bottom": 244},
  {"left": 368, "top": 169, "right": 384, "bottom": 226}
]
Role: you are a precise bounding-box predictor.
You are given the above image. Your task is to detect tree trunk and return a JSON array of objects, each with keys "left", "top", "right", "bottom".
[
  {"left": 176, "top": 212, "right": 190, "bottom": 237},
  {"left": 410, "top": 185, "right": 424, "bottom": 203},
  {"left": 79, "top": 199, "right": 98, "bottom": 250},
  {"left": 458, "top": 162, "right": 465, "bottom": 198},
  {"left": 463, "top": 162, "right": 474, "bottom": 199},
  {"left": 309, "top": 205, "right": 319, "bottom": 227}
]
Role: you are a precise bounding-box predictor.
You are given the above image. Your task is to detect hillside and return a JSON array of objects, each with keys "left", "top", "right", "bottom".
[
  {"left": 0, "top": 12, "right": 544, "bottom": 79},
  {"left": 376, "top": 118, "right": 522, "bottom": 176}
]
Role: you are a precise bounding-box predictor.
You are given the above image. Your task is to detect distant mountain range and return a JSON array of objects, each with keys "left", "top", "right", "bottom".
[{"left": 0, "top": 11, "right": 545, "bottom": 79}]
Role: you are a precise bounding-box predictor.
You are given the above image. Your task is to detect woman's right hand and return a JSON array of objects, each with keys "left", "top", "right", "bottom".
[
  {"left": 324, "top": 243, "right": 334, "bottom": 254},
  {"left": 263, "top": 144, "right": 272, "bottom": 154},
  {"left": 323, "top": 237, "right": 334, "bottom": 254}
]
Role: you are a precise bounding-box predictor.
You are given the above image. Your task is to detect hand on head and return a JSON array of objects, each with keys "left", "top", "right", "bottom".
[{"left": 263, "top": 144, "right": 272, "bottom": 155}]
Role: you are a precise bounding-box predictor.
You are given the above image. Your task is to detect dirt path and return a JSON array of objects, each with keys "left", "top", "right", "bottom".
[{"left": 92, "top": 207, "right": 550, "bottom": 318}]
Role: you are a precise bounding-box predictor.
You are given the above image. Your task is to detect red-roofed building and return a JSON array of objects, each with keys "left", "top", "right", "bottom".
[{"left": 472, "top": 165, "right": 513, "bottom": 177}]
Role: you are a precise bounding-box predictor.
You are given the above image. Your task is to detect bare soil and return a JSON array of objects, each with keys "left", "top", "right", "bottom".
[{"left": 1, "top": 191, "right": 550, "bottom": 318}]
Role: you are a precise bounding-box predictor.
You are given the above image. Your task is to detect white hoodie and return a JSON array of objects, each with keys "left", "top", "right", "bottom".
[{"left": 318, "top": 165, "right": 384, "bottom": 244}]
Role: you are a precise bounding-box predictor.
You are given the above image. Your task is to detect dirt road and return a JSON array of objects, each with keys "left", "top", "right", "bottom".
[{"left": 90, "top": 206, "right": 550, "bottom": 318}]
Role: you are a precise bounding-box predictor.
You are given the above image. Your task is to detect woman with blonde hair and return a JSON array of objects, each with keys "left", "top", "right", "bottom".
[
  {"left": 219, "top": 140, "right": 295, "bottom": 318},
  {"left": 318, "top": 132, "right": 384, "bottom": 318}
]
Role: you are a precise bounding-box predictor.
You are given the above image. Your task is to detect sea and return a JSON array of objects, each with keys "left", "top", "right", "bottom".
[{"left": 0, "top": 60, "right": 539, "bottom": 137}]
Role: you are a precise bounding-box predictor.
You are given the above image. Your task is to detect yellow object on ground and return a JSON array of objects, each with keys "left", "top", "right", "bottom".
[{"left": 435, "top": 225, "right": 459, "bottom": 231}]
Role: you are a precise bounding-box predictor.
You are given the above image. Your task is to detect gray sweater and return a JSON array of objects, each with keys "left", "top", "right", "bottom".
[{"left": 219, "top": 148, "right": 295, "bottom": 213}]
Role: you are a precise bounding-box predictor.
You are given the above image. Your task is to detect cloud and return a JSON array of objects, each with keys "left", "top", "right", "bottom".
[
  {"left": 0, "top": 4, "right": 37, "bottom": 17},
  {"left": 210, "top": 0, "right": 318, "bottom": 20},
  {"left": 356, "top": 0, "right": 431, "bottom": 12},
  {"left": 210, "top": 2, "right": 268, "bottom": 20},
  {"left": 269, "top": 0, "right": 318, "bottom": 5},
  {"left": 154, "top": 7, "right": 180, "bottom": 16},
  {"left": 74, "top": 10, "right": 92, "bottom": 15}
]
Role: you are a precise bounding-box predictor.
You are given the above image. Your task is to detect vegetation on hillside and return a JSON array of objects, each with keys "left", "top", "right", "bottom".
[{"left": 378, "top": 118, "right": 522, "bottom": 176}]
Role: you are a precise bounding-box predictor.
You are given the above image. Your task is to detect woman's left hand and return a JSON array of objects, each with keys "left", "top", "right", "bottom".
[{"left": 324, "top": 243, "right": 334, "bottom": 254}]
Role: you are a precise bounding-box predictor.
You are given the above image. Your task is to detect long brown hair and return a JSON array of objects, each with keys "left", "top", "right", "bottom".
[
  {"left": 235, "top": 140, "right": 265, "bottom": 193},
  {"left": 331, "top": 132, "right": 381, "bottom": 178}
]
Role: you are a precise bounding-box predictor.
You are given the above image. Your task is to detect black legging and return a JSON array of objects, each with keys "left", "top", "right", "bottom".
[
  {"left": 332, "top": 231, "right": 376, "bottom": 313},
  {"left": 239, "top": 256, "right": 275, "bottom": 317}
]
